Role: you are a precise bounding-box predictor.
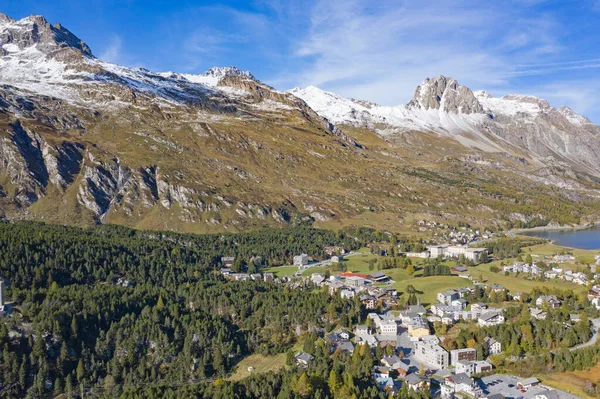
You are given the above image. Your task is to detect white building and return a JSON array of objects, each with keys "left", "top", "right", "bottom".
[
  {"left": 331, "top": 255, "right": 343, "bottom": 263},
  {"left": 484, "top": 337, "right": 502, "bottom": 355},
  {"left": 414, "top": 341, "right": 449, "bottom": 369},
  {"left": 293, "top": 254, "right": 309, "bottom": 266},
  {"left": 380, "top": 320, "right": 398, "bottom": 335},
  {"left": 478, "top": 312, "right": 505, "bottom": 327}
]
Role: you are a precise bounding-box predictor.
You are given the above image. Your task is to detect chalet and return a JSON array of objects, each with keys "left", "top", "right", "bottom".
[
  {"left": 368, "top": 271, "right": 390, "bottom": 283},
  {"left": 250, "top": 273, "right": 262, "bottom": 281},
  {"left": 295, "top": 352, "right": 314, "bottom": 367},
  {"left": 445, "top": 373, "right": 476, "bottom": 395},
  {"left": 360, "top": 295, "right": 377, "bottom": 309},
  {"left": 489, "top": 284, "right": 506, "bottom": 293},
  {"left": 355, "top": 325, "right": 370, "bottom": 336},
  {"left": 334, "top": 340, "right": 355, "bottom": 354},
  {"left": 471, "top": 303, "right": 487, "bottom": 312},
  {"left": 408, "top": 304, "right": 427, "bottom": 315},
  {"left": 333, "top": 328, "right": 350, "bottom": 340},
  {"left": 405, "top": 373, "right": 429, "bottom": 391},
  {"left": 536, "top": 295, "right": 562, "bottom": 308},
  {"left": 311, "top": 273, "right": 326, "bottom": 286},
  {"left": 451, "top": 266, "right": 468, "bottom": 273},
  {"left": 372, "top": 366, "right": 390, "bottom": 379},
  {"left": 263, "top": 272, "right": 274, "bottom": 281},
  {"left": 220, "top": 267, "right": 232, "bottom": 275},
  {"left": 340, "top": 289, "right": 355, "bottom": 299},
  {"left": 221, "top": 256, "right": 235, "bottom": 267},
  {"left": 484, "top": 337, "right": 502, "bottom": 355},
  {"left": 380, "top": 356, "right": 408, "bottom": 376},
  {"left": 530, "top": 308, "right": 548, "bottom": 320},
  {"left": 478, "top": 311, "right": 505, "bottom": 327}
]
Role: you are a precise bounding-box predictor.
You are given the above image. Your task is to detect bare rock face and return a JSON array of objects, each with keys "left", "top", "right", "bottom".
[
  {"left": 407, "top": 76, "right": 486, "bottom": 114},
  {"left": 0, "top": 13, "right": 92, "bottom": 57}
]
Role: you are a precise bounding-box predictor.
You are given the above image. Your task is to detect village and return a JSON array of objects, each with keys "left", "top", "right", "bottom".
[{"left": 218, "top": 243, "right": 600, "bottom": 399}]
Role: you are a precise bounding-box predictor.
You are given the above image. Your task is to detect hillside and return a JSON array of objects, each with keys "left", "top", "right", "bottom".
[{"left": 0, "top": 13, "right": 599, "bottom": 233}]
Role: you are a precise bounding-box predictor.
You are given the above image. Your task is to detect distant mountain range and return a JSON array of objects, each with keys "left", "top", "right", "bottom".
[{"left": 0, "top": 13, "right": 599, "bottom": 233}]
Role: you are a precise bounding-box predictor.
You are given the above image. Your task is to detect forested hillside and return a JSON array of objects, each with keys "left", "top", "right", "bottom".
[{"left": 0, "top": 221, "right": 412, "bottom": 398}]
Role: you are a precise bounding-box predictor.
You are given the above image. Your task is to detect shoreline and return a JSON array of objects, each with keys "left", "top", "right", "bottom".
[{"left": 511, "top": 222, "right": 600, "bottom": 234}]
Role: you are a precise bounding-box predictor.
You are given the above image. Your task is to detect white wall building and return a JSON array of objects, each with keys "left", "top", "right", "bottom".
[
  {"left": 380, "top": 320, "right": 398, "bottom": 335},
  {"left": 293, "top": 254, "right": 309, "bottom": 266},
  {"left": 414, "top": 341, "right": 449, "bottom": 369}
]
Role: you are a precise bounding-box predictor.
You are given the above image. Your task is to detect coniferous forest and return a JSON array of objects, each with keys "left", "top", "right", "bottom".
[{"left": 0, "top": 221, "right": 421, "bottom": 399}]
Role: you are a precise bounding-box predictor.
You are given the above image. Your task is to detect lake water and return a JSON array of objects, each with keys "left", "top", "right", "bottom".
[{"left": 521, "top": 226, "right": 600, "bottom": 250}]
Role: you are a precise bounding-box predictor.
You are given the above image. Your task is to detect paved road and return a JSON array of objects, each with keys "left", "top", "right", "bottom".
[{"left": 569, "top": 318, "right": 600, "bottom": 351}]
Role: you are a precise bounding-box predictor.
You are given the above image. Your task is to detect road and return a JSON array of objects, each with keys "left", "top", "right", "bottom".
[{"left": 569, "top": 318, "right": 600, "bottom": 351}]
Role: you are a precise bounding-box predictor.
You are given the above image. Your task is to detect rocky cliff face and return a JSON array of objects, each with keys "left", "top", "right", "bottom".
[{"left": 0, "top": 13, "right": 598, "bottom": 232}]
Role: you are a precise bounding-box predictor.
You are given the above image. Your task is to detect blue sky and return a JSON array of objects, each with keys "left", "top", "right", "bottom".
[{"left": 4, "top": 0, "right": 600, "bottom": 122}]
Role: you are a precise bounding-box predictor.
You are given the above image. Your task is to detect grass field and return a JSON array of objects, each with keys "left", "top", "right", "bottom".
[
  {"left": 540, "top": 362, "right": 600, "bottom": 399},
  {"left": 263, "top": 265, "right": 298, "bottom": 278},
  {"left": 518, "top": 240, "right": 599, "bottom": 265},
  {"left": 228, "top": 353, "right": 287, "bottom": 382}
]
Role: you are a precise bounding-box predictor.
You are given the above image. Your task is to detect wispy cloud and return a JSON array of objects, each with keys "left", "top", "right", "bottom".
[{"left": 100, "top": 36, "right": 122, "bottom": 63}]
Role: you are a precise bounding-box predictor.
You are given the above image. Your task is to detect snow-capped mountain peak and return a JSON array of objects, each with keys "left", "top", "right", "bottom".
[{"left": 0, "top": 13, "right": 92, "bottom": 57}]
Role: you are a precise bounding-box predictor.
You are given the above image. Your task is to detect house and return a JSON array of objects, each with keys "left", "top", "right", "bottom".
[
  {"left": 530, "top": 308, "right": 548, "bottom": 320},
  {"left": 451, "top": 266, "right": 468, "bottom": 273},
  {"left": 334, "top": 340, "right": 355, "bottom": 354},
  {"left": 408, "top": 319, "right": 430, "bottom": 339},
  {"left": 368, "top": 271, "right": 390, "bottom": 283},
  {"left": 437, "top": 290, "right": 460, "bottom": 305},
  {"left": 536, "top": 295, "right": 562, "bottom": 308},
  {"left": 473, "top": 360, "right": 493, "bottom": 374},
  {"left": 311, "top": 273, "right": 326, "bottom": 285},
  {"left": 360, "top": 295, "right": 377, "bottom": 309},
  {"left": 405, "top": 373, "right": 429, "bottom": 391},
  {"left": 408, "top": 304, "right": 427, "bottom": 315},
  {"left": 512, "top": 292, "right": 523, "bottom": 301},
  {"left": 295, "top": 352, "right": 314, "bottom": 367},
  {"left": 372, "top": 366, "right": 390, "bottom": 379},
  {"left": 478, "top": 311, "right": 505, "bottom": 327},
  {"left": 459, "top": 273, "right": 472, "bottom": 280},
  {"left": 446, "top": 373, "right": 476, "bottom": 395},
  {"left": 414, "top": 341, "right": 450, "bottom": 369},
  {"left": 450, "top": 348, "right": 476, "bottom": 366},
  {"left": 471, "top": 303, "right": 487, "bottom": 312},
  {"left": 456, "top": 360, "right": 475, "bottom": 376},
  {"left": 263, "top": 272, "right": 274, "bottom": 281},
  {"left": 381, "top": 355, "right": 410, "bottom": 376},
  {"left": 221, "top": 256, "right": 235, "bottom": 267},
  {"left": 220, "top": 267, "right": 232, "bottom": 275},
  {"left": 250, "top": 273, "right": 262, "bottom": 281},
  {"left": 355, "top": 325, "right": 370, "bottom": 336},
  {"left": 489, "top": 284, "right": 505, "bottom": 292},
  {"left": 293, "top": 254, "right": 309, "bottom": 266},
  {"left": 451, "top": 298, "right": 468, "bottom": 309},
  {"left": 331, "top": 255, "right": 344, "bottom": 263},
  {"left": 356, "top": 333, "right": 378, "bottom": 347},
  {"left": 340, "top": 289, "right": 355, "bottom": 299},
  {"left": 484, "top": 337, "right": 502, "bottom": 355},
  {"left": 333, "top": 328, "right": 350, "bottom": 340}
]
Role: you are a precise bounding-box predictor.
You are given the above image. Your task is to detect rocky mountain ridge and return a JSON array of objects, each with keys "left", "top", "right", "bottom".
[
  {"left": 290, "top": 77, "right": 600, "bottom": 176},
  {"left": 0, "top": 12, "right": 599, "bottom": 233}
]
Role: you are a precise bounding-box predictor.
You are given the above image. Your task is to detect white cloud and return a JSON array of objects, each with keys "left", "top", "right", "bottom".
[
  {"left": 267, "top": 0, "right": 600, "bottom": 121},
  {"left": 100, "top": 36, "right": 122, "bottom": 63}
]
